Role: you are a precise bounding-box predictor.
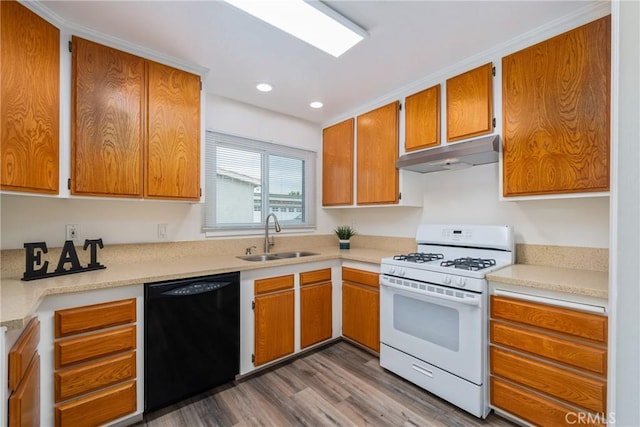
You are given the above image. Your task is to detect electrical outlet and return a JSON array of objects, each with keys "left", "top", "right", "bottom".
[
  {"left": 66, "top": 224, "right": 80, "bottom": 244},
  {"left": 158, "top": 223, "right": 168, "bottom": 240}
]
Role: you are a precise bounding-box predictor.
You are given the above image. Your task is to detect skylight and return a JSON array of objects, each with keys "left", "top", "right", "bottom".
[{"left": 224, "top": 0, "right": 367, "bottom": 58}]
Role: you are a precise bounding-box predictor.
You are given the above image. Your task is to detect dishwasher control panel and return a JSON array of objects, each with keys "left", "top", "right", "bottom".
[{"left": 163, "top": 281, "right": 230, "bottom": 295}]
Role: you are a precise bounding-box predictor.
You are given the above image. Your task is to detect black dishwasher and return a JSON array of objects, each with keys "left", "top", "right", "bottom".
[{"left": 144, "top": 272, "right": 240, "bottom": 413}]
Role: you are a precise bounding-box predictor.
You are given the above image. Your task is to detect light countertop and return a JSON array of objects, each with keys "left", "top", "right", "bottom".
[
  {"left": 1, "top": 247, "right": 394, "bottom": 331},
  {"left": 3, "top": 246, "right": 610, "bottom": 331},
  {"left": 487, "top": 264, "right": 609, "bottom": 300}
]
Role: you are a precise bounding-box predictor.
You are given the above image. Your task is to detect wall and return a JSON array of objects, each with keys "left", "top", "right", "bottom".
[
  {"left": 340, "top": 164, "right": 610, "bottom": 247},
  {"left": 0, "top": 94, "right": 328, "bottom": 250},
  {"left": 610, "top": 0, "right": 640, "bottom": 424}
]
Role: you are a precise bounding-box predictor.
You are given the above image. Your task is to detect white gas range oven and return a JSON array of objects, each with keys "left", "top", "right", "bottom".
[{"left": 379, "top": 224, "right": 514, "bottom": 418}]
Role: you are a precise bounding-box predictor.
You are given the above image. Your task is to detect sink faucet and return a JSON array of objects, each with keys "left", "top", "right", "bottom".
[{"left": 264, "top": 213, "right": 281, "bottom": 253}]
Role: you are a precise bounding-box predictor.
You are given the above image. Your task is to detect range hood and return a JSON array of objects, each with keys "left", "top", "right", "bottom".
[{"left": 396, "top": 134, "right": 500, "bottom": 173}]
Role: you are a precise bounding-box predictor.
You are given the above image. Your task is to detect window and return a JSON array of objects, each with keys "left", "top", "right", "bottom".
[{"left": 204, "top": 131, "right": 316, "bottom": 231}]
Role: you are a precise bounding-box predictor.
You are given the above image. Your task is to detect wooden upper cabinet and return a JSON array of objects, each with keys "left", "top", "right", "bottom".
[
  {"left": 356, "top": 101, "right": 399, "bottom": 205},
  {"left": 502, "top": 16, "right": 611, "bottom": 197},
  {"left": 322, "top": 118, "right": 354, "bottom": 206},
  {"left": 146, "top": 61, "right": 201, "bottom": 200},
  {"left": 71, "top": 36, "right": 144, "bottom": 197},
  {"left": 446, "top": 62, "right": 493, "bottom": 142},
  {"left": 71, "top": 37, "right": 201, "bottom": 200},
  {"left": 1, "top": 1, "right": 59, "bottom": 194},
  {"left": 405, "top": 84, "right": 441, "bottom": 151}
]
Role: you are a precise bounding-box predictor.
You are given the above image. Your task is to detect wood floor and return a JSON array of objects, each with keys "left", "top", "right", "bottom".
[{"left": 139, "top": 341, "right": 516, "bottom": 427}]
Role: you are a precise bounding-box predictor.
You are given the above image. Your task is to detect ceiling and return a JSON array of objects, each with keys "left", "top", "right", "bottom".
[{"left": 40, "top": 0, "right": 598, "bottom": 125}]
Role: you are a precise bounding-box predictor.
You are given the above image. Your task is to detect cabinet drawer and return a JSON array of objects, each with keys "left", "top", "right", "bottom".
[
  {"left": 255, "top": 275, "right": 294, "bottom": 295},
  {"left": 491, "top": 321, "right": 607, "bottom": 376},
  {"left": 491, "top": 295, "right": 607, "bottom": 344},
  {"left": 8, "top": 354, "right": 40, "bottom": 427},
  {"left": 491, "top": 377, "right": 604, "bottom": 427},
  {"left": 8, "top": 317, "right": 40, "bottom": 391},
  {"left": 342, "top": 267, "right": 379, "bottom": 289},
  {"left": 55, "top": 325, "right": 136, "bottom": 369},
  {"left": 55, "top": 298, "right": 136, "bottom": 338},
  {"left": 55, "top": 352, "right": 136, "bottom": 402},
  {"left": 490, "top": 347, "right": 606, "bottom": 413},
  {"left": 300, "top": 268, "right": 331, "bottom": 286},
  {"left": 55, "top": 381, "right": 136, "bottom": 427}
]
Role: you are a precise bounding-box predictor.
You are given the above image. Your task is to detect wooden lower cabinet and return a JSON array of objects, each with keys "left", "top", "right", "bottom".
[
  {"left": 254, "top": 275, "right": 295, "bottom": 366},
  {"left": 8, "top": 318, "right": 41, "bottom": 427},
  {"left": 300, "top": 268, "right": 332, "bottom": 349},
  {"left": 489, "top": 295, "right": 608, "bottom": 426},
  {"left": 491, "top": 377, "right": 604, "bottom": 427},
  {"left": 9, "top": 354, "right": 40, "bottom": 427},
  {"left": 55, "top": 381, "right": 136, "bottom": 427},
  {"left": 55, "top": 352, "right": 136, "bottom": 402},
  {"left": 54, "top": 299, "right": 138, "bottom": 426},
  {"left": 342, "top": 267, "right": 380, "bottom": 352},
  {"left": 55, "top": 325, "right": 136, "bottom": 369}
]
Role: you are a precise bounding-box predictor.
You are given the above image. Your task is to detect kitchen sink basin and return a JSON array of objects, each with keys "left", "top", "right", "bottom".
[
  {"left": 237, "top": 251, "right": 319, "bottom": 262},
  {"left": 238, "top": 254, "right": 281, "bottom": 262},
  {"left": 271, "top": 251, "right": 319, "bottom": 258}
]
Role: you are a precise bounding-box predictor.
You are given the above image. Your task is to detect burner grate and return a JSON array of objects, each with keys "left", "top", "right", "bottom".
[
  {"left": 440, "top": 257, "right": 496, "bottom": 271},
  {"left": 393, "top": 252, "right": 444, "bottom": 263}
]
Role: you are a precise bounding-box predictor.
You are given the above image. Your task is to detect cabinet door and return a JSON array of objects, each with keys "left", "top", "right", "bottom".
[
  {"left": 356, "top": 102, "right": 399, "bottom": 205},
  {"left": 8, "top": 354, "right": 40, "bottom": 427},
  {"left": 301, "top": 282, "right": 332, "bottom": 349},
  {"left": 502, "top": 16, "right": 610, "bottom": 197},
  {"left": 254, "top": 290, "right": 294, "bottom": 366},
  {"left": 405, "top": 84, "right": 440, "bottom": 151},
  {"left": 9, "top": 318, "right": 40, "bottom": 391},
  {"left": 322, "top": 118, "right": 354, "bottom": 206},
  {"left": 1, "top": 1, "right": 59, "bottom": 194},
  {"left": 146, "top": 61, "right": 201, "bottom": 200},
  {"left": 446, "top": 63, "right": 493, "bottom": 142},
  {"left": 342, "top": 283, "right": 379, "bottom": 352},
  {"left": 72, "top": 36, "right": 144, "bottom": 197}
]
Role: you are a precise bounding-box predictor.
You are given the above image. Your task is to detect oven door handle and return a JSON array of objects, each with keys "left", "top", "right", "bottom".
[{"left": 380, "top": 278, "right": 481, "bottom": 307}]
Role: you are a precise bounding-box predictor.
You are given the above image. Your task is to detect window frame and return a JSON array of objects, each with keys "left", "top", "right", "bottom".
[{"left": 203, "top": 130, "right": 316, "bottom": 234}]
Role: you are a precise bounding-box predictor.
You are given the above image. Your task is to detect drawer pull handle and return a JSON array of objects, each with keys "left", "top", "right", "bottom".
[{"left": 412, "top": 364, "right": 433, "bottom": 378}]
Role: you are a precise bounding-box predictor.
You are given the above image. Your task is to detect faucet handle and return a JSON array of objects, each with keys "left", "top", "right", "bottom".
[{"left": 245, "top": 245, "right": 257, "bottom": 255}]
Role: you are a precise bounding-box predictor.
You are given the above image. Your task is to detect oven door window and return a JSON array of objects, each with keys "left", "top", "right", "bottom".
[{"left": 394, "top": 294, "right": 459, "bottom": 351}]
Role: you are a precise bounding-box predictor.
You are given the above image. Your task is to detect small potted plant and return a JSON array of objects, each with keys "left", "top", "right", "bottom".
[{"left": 334, "top": 225, "right": 356, "bottom": 250}]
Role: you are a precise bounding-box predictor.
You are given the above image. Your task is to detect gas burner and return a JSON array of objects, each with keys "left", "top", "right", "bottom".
[
  {"left": 393, "top": 252, "right": 444, "bottom": 263},
  {"left": 440, "top": 257, "right": 497, "bottom": 271}
]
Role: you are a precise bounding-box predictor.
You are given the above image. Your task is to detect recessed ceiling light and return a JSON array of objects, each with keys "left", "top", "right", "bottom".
[
  {"left": 224, "top": 0, "right": 367, "bottom": 58},
  {"left": 256, "top": 83, "right": 273, "bottom": 92},
  {"left": 310, "top": 101, "right": 324, "bottom": 109}
]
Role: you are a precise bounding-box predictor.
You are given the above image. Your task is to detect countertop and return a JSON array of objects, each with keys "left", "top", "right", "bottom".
[
  {"left": 1, "top": 247, "right": 394, "bottom": 330},
  {"left": 487, "top": 264, "right": 609, "bottom": 300},
  {"left": 3, "top": 245, "right": 610, "bottom": 331}
]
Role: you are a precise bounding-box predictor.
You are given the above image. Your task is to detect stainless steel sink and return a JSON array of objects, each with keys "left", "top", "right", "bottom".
[
  {"left": 237, "top": 251, "right": 319, "bottom": 262},
  {"left": 272, "top": 251, "right": 319, "bottom": 258},
  {"left": 237, "top": 254, "right": 281, "bottom": 262}
]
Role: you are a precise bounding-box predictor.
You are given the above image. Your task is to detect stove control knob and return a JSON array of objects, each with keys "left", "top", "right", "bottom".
[
  {"left": 389, "top": 266, "right": 396, "bottom": 274},
  {"left": 443, "top": 275, "right": 452, "bottom": 284},
  {"left": 455, "top": 277, "right": 466, "bottom": 287},
  {"left": 398, "top": 268, "right": 406, "bottom": 276}
]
